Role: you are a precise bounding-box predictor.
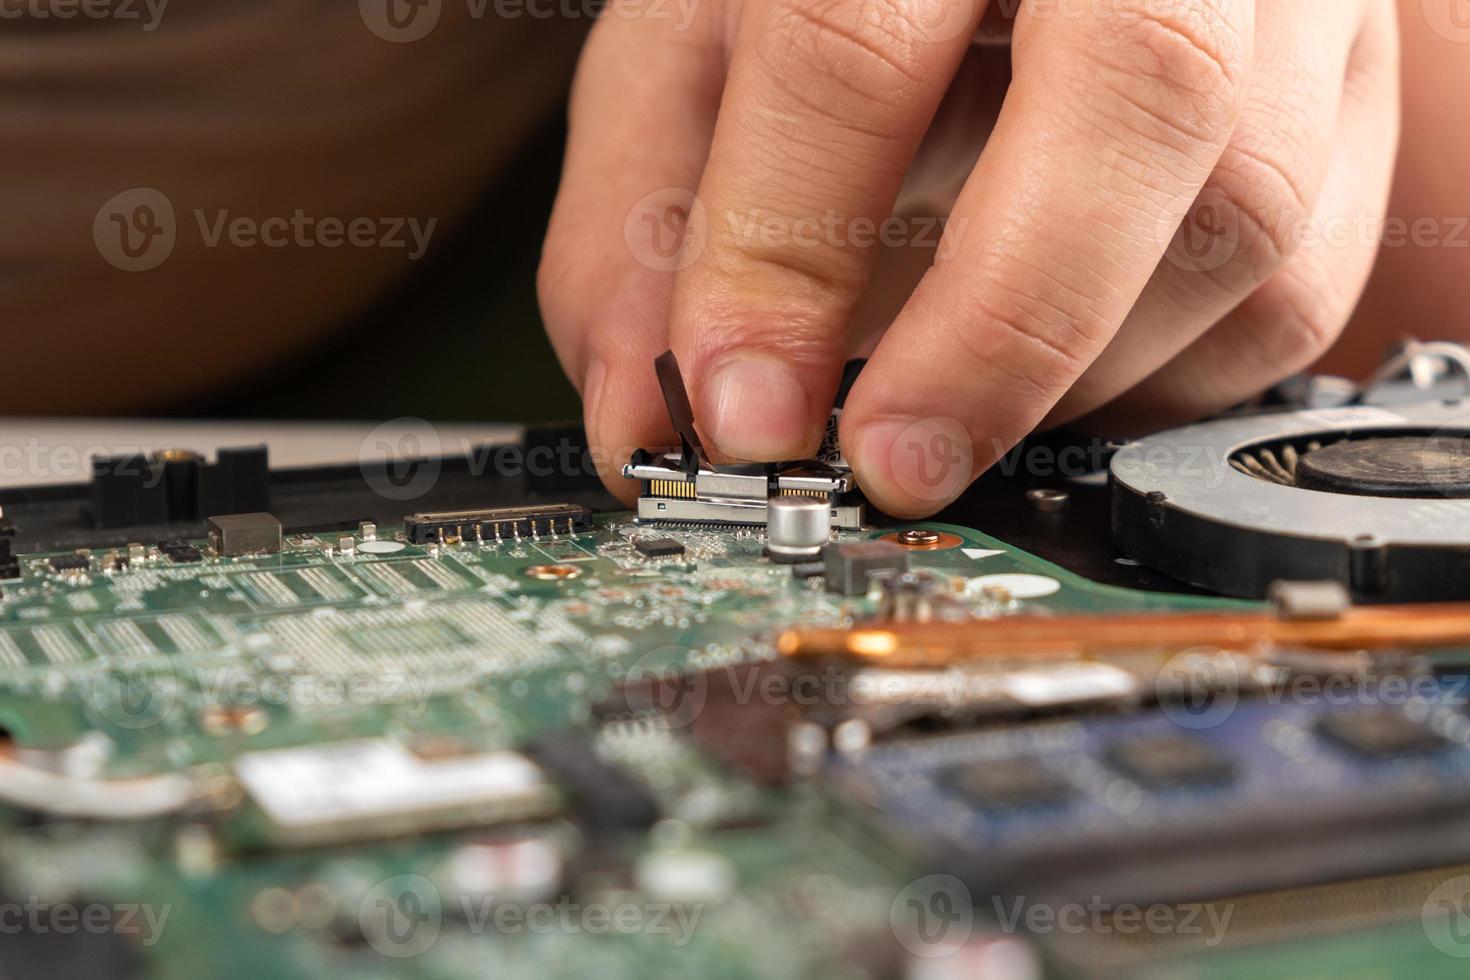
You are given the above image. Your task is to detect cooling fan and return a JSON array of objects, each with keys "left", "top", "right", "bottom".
[{"left": 1111, "top": 400, "right": 1470, "bottom": 602}]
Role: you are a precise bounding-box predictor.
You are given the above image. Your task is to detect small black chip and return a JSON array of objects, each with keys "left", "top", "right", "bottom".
[
  {"left": 158, "top": 540, "right": 203, "bottom": 564},
  {"left": 208, "top": 513, "right": 283, "bottom": 557},
  {"left": 524, "top": 731, "right": 659, "bottom": 834},
  {"left": 1105, "top": 735, "right": 1236, "bottom": 788},
  {"left": 48, "top": 554, "right": 90, "bottom": 572},
  {"left": 634, "top": 537, "right": 685, "bottom": 559},
  {"left": 947, "top": 757, "right": 1075, "bottom": 808},
  {"left": 1317, "top": 710, "right": 1447, "bottom": 759}
]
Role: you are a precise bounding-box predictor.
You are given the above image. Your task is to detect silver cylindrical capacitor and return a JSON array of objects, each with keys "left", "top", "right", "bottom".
[{"left": 766, "top": 496, "right": 830, "bottom": 562}]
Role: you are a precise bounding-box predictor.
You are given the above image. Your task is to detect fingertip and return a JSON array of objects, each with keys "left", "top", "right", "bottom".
[
  {"left": 583, "top": 351, "right": 676, "bottom": 508},
  {"left": 847, "top": 414, "right": 976, "bottom": 519}
]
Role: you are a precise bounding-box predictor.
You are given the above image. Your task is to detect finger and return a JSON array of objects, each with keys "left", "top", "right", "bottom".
[
  {"left": 668, "top": 0, "right": 984, "bottom": 462},
  {"left": 1094, "top": 0, "right": 1400, "bottom": 431},
  {"left": 1046, "top": 0, "right": 1371, "bottom": 425},
  {"left": 843, "top": 0, "right": 1254, "bottom": 516},
  {"left": 539, "top": 8, "right": 725, "bottom": 502}
]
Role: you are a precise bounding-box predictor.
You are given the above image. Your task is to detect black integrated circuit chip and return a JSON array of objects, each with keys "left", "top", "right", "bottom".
[
  {"left": 946, "top": 757, "right": 1075, "bottom": 808},
  {"left": 158, "top": 540, "right": 203, "bottom": 564},
  {"left": 633, "top": 537, "right": 685, "bottom": 559},
  {"left": 524, "top": 731, "right": 659, "bottom": 835},
  {"left": 1316, "top": 710, "right": 1447, "bottom": 759},
  {"left": 1105, "top": 735, "right": 1236, "bottom": 788},
  {"left": 48, "top": 554, "right": 90, "bottom": 572}
]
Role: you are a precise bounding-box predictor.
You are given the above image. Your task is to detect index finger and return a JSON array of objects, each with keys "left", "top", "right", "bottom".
[{"left": 841, "top": 0, "right": 1253, "bottom": 516}]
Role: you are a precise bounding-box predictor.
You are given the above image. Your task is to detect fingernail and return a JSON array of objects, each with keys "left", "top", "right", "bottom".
[
  {"left": 854, "top": 416, "right": 974, "bottom": 516},
  {"left": 703, "top": 355, "right": 813, "bottom": 461}
]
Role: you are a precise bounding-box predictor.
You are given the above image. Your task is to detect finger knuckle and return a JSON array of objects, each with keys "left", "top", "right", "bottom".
[
  {"left": 688, "top": 298, "right": 850, "bottom": 369},
  {"left": 951, "top": 283, "right": 1105, "bottom": 394},
  {"left": 712, "top": 208, "right": 871, "bottom": 300},
  {"left": 764, "top": 0, "right": 936, "bottom": 110},
  {"left": 1089, "top": 0, "right": 1250, "bottom": 148},
  {"left": 1206, "top": 144, "right": 1313, "bottom": 278}
]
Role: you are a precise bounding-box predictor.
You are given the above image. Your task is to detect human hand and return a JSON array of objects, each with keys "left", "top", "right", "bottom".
[{"left": 539, "top": 0, "right": 1400, "bottom": 516}]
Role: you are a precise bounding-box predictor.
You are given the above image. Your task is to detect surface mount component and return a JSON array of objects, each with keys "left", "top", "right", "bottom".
[
  {"left": 625, "top": 351, "right": 865, "bottom": 529},
  {"left": 208, "top": 513, "right": 283, "bottom": 557},
  {"left": 403, "top": 504, "right": 593, "bottom": 545},
  {"left": 633, "top": 537, "right": 686, "bottom": 559},
  {"left": 822, "top": 540, "right": 909, "bottom": 596},
  {"left": 0, "top": 513, "right": 16, "bottom": 579},
  {"left": 1104, "top": 735, "right": 1236, "bottom": 788},
  {"left": 234, "top": 739, "right": 557, "bottom": 846},
  {"left": 48, "top": 553, "right": 90, "bottom": 572},
  {"left": 1111, "top": 401, "right": 1470, "bottom": 601},
  {"left": 1316, "top": 710, "right": 1449, "bottom": 759},
  {"left": 946, "top": 758, "right": 1076, "bottom": 808},
  {"left": 765, "top": 496, "right": 830, "bottom": 562},
  {"left": 157, "top": 540, "right": 202, "bottom": 563}
]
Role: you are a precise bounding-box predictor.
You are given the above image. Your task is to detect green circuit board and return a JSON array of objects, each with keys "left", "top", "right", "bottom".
[
  {"left": 0, "top": 514, "right": 1464, "bottom": 979},
  {"left": 0, "top": 516, "right": 1236, "bottom": 771}
]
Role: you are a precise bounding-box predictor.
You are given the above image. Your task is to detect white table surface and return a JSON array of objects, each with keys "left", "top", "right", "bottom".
[{"left": 0, "top": 419, "right": 521, "bottom": 489}]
